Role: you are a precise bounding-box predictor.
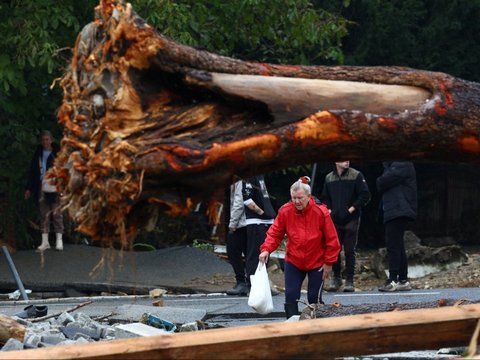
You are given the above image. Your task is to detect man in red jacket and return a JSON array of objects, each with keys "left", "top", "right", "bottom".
[{"left": 259, "top": 176, "right": 340, "bottom": 319}]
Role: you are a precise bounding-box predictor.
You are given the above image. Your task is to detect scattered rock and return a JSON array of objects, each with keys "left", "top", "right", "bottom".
[
  {"left": 370, "top": 231, "right": 468, "bottom": 280},
  {"left": 0, "top": 308, "right": 207, "bottom": 352}
]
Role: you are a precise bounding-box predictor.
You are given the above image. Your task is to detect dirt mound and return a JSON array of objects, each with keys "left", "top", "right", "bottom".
[{"left": 264, "top": 246, "right": 480, "bottom": 293}]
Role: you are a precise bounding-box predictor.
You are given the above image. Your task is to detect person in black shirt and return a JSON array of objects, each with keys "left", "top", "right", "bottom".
[
  {"left": 321, "top": 161, "right": 370, "bottom": 292},
  {"left": 377, "top": 161, "right": 417, "bottom": 292}
]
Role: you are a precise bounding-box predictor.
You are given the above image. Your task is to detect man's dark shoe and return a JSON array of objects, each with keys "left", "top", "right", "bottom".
[
  {"left": 14, "top": 304, "right": 48, "bottom": 319},
  {"left": 226, "top": 282, "right": 248, "bottom": 296},
  {"left": 343, "top": 280, "right": 355, "bottom": 292},
  {"left": 326, "top": 277, "right": 342, "bottom": 292}
]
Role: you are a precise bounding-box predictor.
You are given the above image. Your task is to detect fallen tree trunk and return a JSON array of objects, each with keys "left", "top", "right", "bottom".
[
  {"left": 53, "top": 0, "right": 480, "bottom": 243},
  {"left": 2, "top": 304, "right": 480, "bottom": 359},
  {"left": 0, "top": 314, "right": 25, "bottom": 345}
]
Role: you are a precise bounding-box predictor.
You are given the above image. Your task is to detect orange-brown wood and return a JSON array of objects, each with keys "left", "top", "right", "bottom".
[
  {"left": 1, "top": 304, "right": 479, "bottom": 359},
  {"left": 53, "top": 0, "right": 480, "bottom": 244},
  {"left": 0, "top": 314, "right": 25, "bottom": 345}
]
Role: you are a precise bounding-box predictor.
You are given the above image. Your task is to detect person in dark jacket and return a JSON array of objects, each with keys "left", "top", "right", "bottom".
[
  {"left": 259, "top": 176, "right": 340, "bottom": 319},
  {"left": 24, "top": 130, "right": 64, "bottom": 251},
  {"left": 376, "top": 161, "right": 417, "bottom": 292},
  {"left": 321, "top": 161, "right": 371, "bottom": 292}
]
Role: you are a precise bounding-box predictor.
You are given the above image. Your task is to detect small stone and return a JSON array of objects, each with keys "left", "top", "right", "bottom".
[
  {"left": 23, "top": 333, "right": 42, "bottom": 349},
  {"left": 73, "top": 333, "right": 93, "bottom": 342},
  {"left": 1, "top": 338, "right": 24, "bottom": 352},
  {"left": 57, "top": 312, "right": 75, "bottom": 326},
  {"left": 180, "top": 322, "right": 199, "bottom": 332}
]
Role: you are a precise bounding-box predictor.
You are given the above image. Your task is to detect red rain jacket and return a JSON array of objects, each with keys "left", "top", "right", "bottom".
[{"left": 260, "top": 198, "right": 340, "bottom": 271}]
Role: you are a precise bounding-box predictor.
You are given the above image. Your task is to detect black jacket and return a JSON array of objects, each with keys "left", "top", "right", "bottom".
[
  {"left": 25, "top": 143, "right": 60, "bottom": 205},
  {"left": 321, "top": 167, "right": 371, "bottom": 225},
  {"left": 242, "top": 175, "right": 276, "bottom": 225},
  {"left": 376, "top": 161, "right": 417, "bottom": 224}
]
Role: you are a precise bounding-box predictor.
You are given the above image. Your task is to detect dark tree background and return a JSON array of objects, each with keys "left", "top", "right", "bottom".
[{"left": 1, "top": 0, "right": 479, "bottom": 249}]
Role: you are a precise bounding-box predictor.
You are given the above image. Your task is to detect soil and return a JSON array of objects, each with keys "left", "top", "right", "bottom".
[{"left": 216, "top": 245, "right": 480, "bottom": 294}]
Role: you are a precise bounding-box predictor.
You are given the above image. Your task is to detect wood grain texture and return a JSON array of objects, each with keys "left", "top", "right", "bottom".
[
  {"left": 0, "top": 314, "right": 25, "bottom": 345},
  {"left": 53, "top": 0, "right": 480, "bottom": 243},
  {"left": 2, "top": 304, "right": 479, "bottom": 359}
]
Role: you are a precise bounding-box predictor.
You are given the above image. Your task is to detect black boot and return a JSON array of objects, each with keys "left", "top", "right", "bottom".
[
  {"left": 284, "top": 303, "right": 299, "bottom": 319},
  {"left": 226, "top": 282, "right": 248, "bottom": 296}
]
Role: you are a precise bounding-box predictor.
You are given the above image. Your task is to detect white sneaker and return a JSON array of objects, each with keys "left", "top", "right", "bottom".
[
  {"left": 396, "top": 280, "right": 412, "bottom": 291},
  {"left": 36, "top": 234, "right": 51, "bottom": 252},
  {"left": 378, "top": 280, "right": 397, "bottom": 292},
  {"left": 36, "top": 243, "right": 51, "bottom": 252},
  {"left": 55, "top": 234, "right": 63, "bottom": 251}
]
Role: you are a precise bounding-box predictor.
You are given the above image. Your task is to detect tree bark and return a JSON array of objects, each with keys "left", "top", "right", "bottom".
[
  {"left": 0, "top": 314, "right": 25, "bottom": 345},
  {"left": 53, "top": 0, "right": 480, "bottom": 243},
  {"left": 1, "top": 304, "right": 480, "bottom": 359}
]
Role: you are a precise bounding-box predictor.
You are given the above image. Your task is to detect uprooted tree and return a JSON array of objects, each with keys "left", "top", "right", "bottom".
[{"left": 52, "top": 0, "right": 480, "bottom": 246}]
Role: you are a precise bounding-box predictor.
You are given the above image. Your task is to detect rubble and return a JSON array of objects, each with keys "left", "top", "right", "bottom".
[{"left": 0, "top": 308, "right": 207, "bottom": 352}]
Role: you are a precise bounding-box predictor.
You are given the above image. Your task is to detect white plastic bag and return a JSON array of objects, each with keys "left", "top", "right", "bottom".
[{"left": 248, "top": 262, "right": 274, "bottom": 315}]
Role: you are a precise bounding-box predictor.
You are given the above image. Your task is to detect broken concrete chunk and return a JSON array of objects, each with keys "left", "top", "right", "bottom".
[
  {"left": 114, "top": 323, "right": 168, "bottom": 339},
  {"left": 0, "top": 338, "right": 24, "bottom": 352},
  {"left": 40, "top": 333, "right": 67, "bottom": 346},
  {"left": 73, "top": 313, "right": 96, "bottom": 326},
  {"left": 180, "top": 322, "right": 199, "bottom": 332},
  {"left": 56, "top": 312, "right": 75, "bottom": 326},
  {"left": 23, "top": 333, "right": 41, "bottom": 349},
  {"left": 61, "top": 323, "right": 103, "bottom": 340}
]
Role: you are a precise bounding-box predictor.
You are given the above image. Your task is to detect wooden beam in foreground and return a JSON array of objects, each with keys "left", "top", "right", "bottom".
[{"left": 1, "top": 304, "right": 479, "bottom": 359}]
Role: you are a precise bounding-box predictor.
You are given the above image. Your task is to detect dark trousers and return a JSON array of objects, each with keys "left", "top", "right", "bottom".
[
  {"left": 226, "top": 226, "right": 247, "bottom": 284},
  {"left": 226, "top": 223, "right": 269, "bottom": 285},
  {"left": 245, "top": 223, "right": 270, "bottom": 284},
  {"left": 332, "top": 218, "right": 360, "bottom": 282},
  {"left": 385, "top": 216, "right": 410, "bottom": 282},
  {"left": 284, "top": 261, "right": 325, "bottom": 305}
]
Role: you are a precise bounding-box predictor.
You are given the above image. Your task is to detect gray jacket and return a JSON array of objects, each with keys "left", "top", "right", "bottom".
[{"left": 229, "top": 181, "right": 247, "bottom": 229}]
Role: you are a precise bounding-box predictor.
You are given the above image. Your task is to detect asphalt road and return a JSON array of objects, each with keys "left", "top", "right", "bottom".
[
  {"left": 1, "top": 287, "right": 479, "bottom": 327},
  {"left": 1, "top": 288, "right": 478, "bottom": 359},
  {"left": 1, "top": 245, "right": 477, "bottom": 358}
]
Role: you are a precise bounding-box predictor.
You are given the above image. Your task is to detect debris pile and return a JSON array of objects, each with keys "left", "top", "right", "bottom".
[{"left": 0, "top": 311, "right": 205, "bottom": 352}]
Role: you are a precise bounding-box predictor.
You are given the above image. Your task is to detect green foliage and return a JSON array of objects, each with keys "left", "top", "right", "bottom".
[
  {"left": 329, "top": 0, "right": 480, "bottom": 81},
  {"left": 131, "top": 0, "right": 349, "bottom": 64},
  {"left": 0, "top": 0, "right": 97, "bottom": 247},
  {"left": 192, "top": 239, "right": 214, "bottom": 251},
  {"left": 0, "top": 0, "right": 348, "bottom": 248}
]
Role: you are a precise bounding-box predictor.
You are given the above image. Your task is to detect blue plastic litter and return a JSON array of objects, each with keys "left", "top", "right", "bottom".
[{"left": 141, "top": 313, "right": 177, "bottom": 333}]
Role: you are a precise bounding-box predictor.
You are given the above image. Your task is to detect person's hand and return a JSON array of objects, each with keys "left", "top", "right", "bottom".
[
  {"left": 321, "top": 264, "right": 332, "bottom": 280},
  {"left": 348, "top": 206, "right": 355, "bottom": 214},
  {"left": 24, "top": 190, "right": 31, "bottom": 200},
  {"left": 229, "top": 226, "right": 236, "bottom": 233},
  {"left": 259, "top": 251, "right": 269, "bottom": 263}
]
